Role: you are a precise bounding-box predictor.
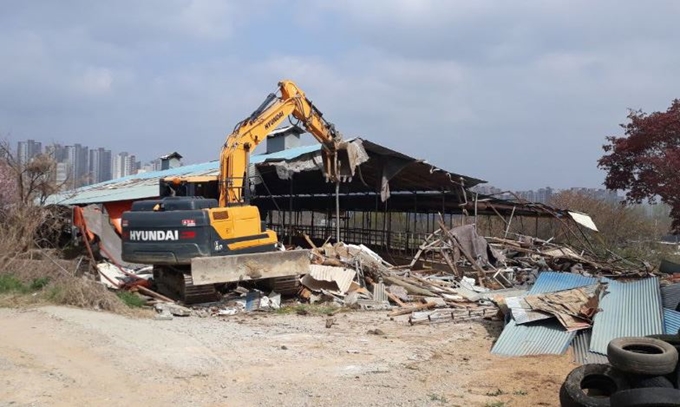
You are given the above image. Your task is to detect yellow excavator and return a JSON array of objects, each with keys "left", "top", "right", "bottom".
[{"left": 121, "top": 80, "right": 354, "bottom": 303}]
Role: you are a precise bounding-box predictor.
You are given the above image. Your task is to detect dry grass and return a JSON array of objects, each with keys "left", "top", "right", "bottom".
[
  {"left": 0, "top": 148, "right": 147, "bottom": 315},
  {"left": 0, "top": 258, "right": 150, "bottom": 316}
]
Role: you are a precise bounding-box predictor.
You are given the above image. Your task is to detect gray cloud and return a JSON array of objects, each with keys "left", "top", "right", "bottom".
[{"left": 1, "top": 1, "right": 678, "bottom": 190}]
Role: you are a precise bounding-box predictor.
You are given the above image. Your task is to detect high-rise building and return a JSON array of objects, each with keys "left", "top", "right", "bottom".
[
  {"left": 138, "top": 159, "right": 163, "bottom": 174},
  {"left": 16, "top": 139, "right": 42, "bottom": 165},
  {"left": 113, "top": 152, "right": 139, "bottom": 179},
  {"left": 45, "top": 143, "right": 68, "bottom": 163},
  {"left": 89, "top": 147, "right": 112, "bottom": 184},
  {"left": 55, "top": 162, "right": 70, "bottom": 186},
  {"left": 536, "top": 187, "right": 553, "bottom": 204},
  {"left": 65, "top": 144, "right": 89, "bottom": 188}
]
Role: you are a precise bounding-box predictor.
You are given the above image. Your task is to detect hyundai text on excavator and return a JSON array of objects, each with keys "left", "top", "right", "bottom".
[{"left": 121, "top": 80, "right": 355, "bottom": 303}]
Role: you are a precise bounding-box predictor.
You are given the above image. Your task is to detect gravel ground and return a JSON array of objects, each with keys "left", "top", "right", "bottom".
[{"left": 0, "top": 306, "right": 575, "bottom": 406}]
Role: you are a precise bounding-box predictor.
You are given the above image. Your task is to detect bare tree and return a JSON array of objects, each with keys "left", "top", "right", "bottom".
[{"left": 0, "top": 140, "right": 71, "bottom": 259}]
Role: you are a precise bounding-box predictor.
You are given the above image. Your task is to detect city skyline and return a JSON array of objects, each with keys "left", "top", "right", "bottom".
[
  {"left": 11, "top": 137, "right": 164, "bottom": 189},
  {"left": 12, "top": 136, "right": 630, "bottom": 200}
]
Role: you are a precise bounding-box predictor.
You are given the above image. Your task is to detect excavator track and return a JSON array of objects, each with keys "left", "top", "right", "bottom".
[
  {"left": 182, "top": 273, "right": 219, "bottom": 305},
  {"left": 153, "top": 266, "right": 219, "bottom": 305},
  {"left": 269, "top": 275, "right": 301, "bottom": 296}
]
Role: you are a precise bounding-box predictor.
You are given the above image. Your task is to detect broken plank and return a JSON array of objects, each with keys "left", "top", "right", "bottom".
[
  {"left": 386, "top": 291, "right": 408, "bottom": 307},
  {"left": 136, "top": 286, "right": 175, "bottom": 303},
  {"left": 302, "top": 233, "right": 318, "bottom": 250},
  {"left": 388, "top": 301, "right": 438, "bottom": 317},
  {"left": 383, "top": 275, "right": 436, "bottom": 297}
]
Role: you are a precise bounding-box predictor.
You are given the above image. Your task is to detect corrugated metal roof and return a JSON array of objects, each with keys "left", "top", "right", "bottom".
[
  {"left": 506, "top": 296, "right": 553, "bottom": 325},
  {"left": 305, "top": 264, "right": 356, "bottom": 293},
  {"left": 491, "top": 272, "right": 595, "bottom": 357},
  {"left": 491, "top": 319, "right": 576, "bottom": 356},
  {"left": 589, "top": 277, "right": 664, "bottom": 355},
  {"left": 528, "top": 271, "right": 599, "bottom": 295},
  {"left": 45, "top": 144, "right": 323, "bottom": 205},
  {"left": 664, "top": 308, "right": 680, "bottom": 335},
  {"left": 661, "top": 283, "right": 680, "bottom": 310},
  {"left": 572, "top": 330, "right": 608, "bottom": 365}
]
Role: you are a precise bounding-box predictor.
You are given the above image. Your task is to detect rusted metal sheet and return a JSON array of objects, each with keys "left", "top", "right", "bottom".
[{"left": 191, "top": 250, "right": 310, "bottom": 285}]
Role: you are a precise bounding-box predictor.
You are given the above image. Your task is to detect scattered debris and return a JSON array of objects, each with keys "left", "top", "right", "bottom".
[
  {"left": 155, "top": 302, "right": 192, "bottom": 317},
  {"left": 47, "top": 199, "right": 680, "bottom": 371}
]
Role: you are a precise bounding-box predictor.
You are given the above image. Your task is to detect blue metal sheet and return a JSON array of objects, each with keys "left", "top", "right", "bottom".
[
  {"left": 491, "top": 272, "right": 597, "bottom": 357},
  {"left": 572, "top": 330, "right": 608, "bottom": 365},
  {"left": 661, "top": 283, "right": 680, "bottom": 310},
  {"left": 491, "top": 319, "right": 576, "bottom": 356},
  {"left": 528, "top": 271, "right": 599, "bottom": 295},
  {"left": 664, "top": 308, "right": 680, "bottom": 335},
  {"left": 590, "top": 277, "right": 664, "bottom": 355},
  {"left": 253, "top": 144, "right": 320, "bottom": 162}
]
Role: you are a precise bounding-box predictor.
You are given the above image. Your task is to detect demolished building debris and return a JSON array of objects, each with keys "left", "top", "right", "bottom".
[{"left": 34, "top": 130, "right": 680, "bottom": 366}]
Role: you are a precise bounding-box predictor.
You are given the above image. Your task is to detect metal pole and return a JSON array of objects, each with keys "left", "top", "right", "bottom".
[
  {"left": 504, "top": 205, "right": 516, "bottom": 239},
  {"left": 474, "top": 192, "right": 478, "bottom": 231},
  {"left": 288, "top": 175, "right": 293, "bottom": 246},
  {"left": 335, "top": 181, "right": 340, "bottom": 243}
]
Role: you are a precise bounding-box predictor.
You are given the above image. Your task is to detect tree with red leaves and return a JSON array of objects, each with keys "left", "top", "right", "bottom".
[{"left": 598, "top": 99, "right": 680, "bottom": 233}]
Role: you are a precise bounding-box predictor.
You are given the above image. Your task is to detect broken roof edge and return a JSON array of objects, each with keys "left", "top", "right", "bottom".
[
  {"left": 357, "top": 138, "right": 486, "bottom": 187},
  {"left": 45, "top": 138, "right": 484, "bottom": 206}
]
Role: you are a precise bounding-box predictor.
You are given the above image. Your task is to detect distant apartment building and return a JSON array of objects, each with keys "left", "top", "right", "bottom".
[
  {"left": 472, "top": 185, "right": 504, "bottom": 196},
  {"left": 137, "top": 159, "right": 163, "bottom": 174},
  {"left": 13, "top": 138, "right": 156, "bottom": 188},
  {"left": 89, "top": 147, "right": 112, "bottom": 184},
  {"left": 55, "top": 162, "right": 70, "bottom": 185},
  {"left": 65, "top": 144, "right": 89, "bottom": 188},
  {"left": 45, "top": 143, "right": 68, "bottom": 163},
  {"left": 16, "top": 139, "right": 42, "bottom": 165},
  {"left": 113, "top": 152, "right": 139, "bottom": 179}
]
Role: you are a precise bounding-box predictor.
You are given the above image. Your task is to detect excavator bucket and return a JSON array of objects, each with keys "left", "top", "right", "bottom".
[
  {"left": 322, "top": 141, "right": 357, "bottom": 182},
  {"left": 190, "top": 250, "right": 311, "bottom": 285}
]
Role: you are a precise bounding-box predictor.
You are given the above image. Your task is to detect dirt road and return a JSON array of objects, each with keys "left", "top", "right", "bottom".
[{"left": 0, "top": 306, "right": 574, "bottom": 406}]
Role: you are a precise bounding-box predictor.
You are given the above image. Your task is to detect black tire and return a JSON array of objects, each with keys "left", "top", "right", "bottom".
[
  {"left": 610, "top": 388, "right": 680, "bottom": 406},
  {"left": 671, "top": 366, "right": 680, "bottom": 389},
  {"left": 607, "top": 337, "right": 679, "bottom": 375},
  {"left": 559, "top": 364, "right": 628, "bottom": 407},
  {"left": 629, "top": 374, "right": 675, "bottom": 389},
  {"left": 646, "top": 334, "right": 680, "bottom": 348}
]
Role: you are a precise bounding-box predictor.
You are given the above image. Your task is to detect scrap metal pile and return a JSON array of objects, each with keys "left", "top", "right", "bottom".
[{"left": 286, "top": 224, "right": 680, "bottom": 372}]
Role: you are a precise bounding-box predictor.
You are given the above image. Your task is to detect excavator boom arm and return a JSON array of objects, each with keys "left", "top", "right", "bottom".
[{"left": 218, "top": 80, "right": 345, "bottom": 207}]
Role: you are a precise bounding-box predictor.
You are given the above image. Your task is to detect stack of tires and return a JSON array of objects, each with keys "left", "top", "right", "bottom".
[{"left": 560, "top": 331, "right": 680, "bottom": 406}]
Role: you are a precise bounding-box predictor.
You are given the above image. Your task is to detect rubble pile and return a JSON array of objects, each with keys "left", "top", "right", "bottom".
[
  {"left": 410, "top": 223, "right": 651, "bottom": 292},
  {"left": 76, "top": 204, "right": 680, "bottom": 360},
  {"left": 301, "top": 240, "right": 499, "bottom": 322}
]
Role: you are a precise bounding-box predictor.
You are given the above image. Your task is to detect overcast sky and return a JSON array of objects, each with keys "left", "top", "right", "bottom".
[{"left": 1, "top": 1, "right": 679, "bottom": 190}]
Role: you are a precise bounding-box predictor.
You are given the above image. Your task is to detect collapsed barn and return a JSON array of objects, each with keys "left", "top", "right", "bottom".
[{"left": 47, "top": 126, "right": 598, "bottom": 271}]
